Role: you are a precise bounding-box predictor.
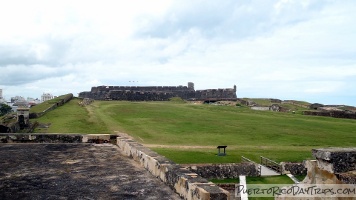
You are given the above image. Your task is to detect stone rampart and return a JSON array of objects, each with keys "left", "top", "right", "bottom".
[
  {"left": 303, "top": 110, "right": 356, "bottom": 120},
  {"left": 182, "top": 163, "right": 259, "bottom": 179},
  {"left": 107, "top": 90, "right": 176, "bottom": 101},
  {"left": 116, "top": 136, "right": 230, "bottom": 200},
  {"left": 79, "top": 82, "right": 237, "bottom": 101}
]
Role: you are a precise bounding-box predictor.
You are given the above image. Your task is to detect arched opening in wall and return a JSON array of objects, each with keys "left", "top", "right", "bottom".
[
  {"left": 0, "top": 125, "right": 10, "bottom": 133},
  {"left": 18, "top": 115, "right": 25, "bottom": 130},
  {"left": 204, "top": 100, "right": 217, "bottom": 104}
]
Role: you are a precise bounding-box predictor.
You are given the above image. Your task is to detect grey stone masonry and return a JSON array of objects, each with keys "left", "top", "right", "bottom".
[
  {"left": 183, "top": 163, "right": 259, "bottom": 179},
  {"left": 312, "top": 147, "right": 356, "bottom": 173},
  {"left": 78, "top": 82, "right": 237, "bottom": 101},
  {"left": 116, "top": 136, "right": 230, "bottom": 200}
]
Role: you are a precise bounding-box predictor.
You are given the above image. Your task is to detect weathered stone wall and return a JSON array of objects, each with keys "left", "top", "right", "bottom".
[
  {"left": 0, "top": 133, "right": 83, "bottom": 143},
  {"left": 276, "top": 148, "right": 356, "bottom": 200},
  {"left": 79, "top": 83, "right": 237, "bottom": 101},
  {"left": 107, "top": 90, "right": 177, "bottom": 101},
  {"left": 303, "top": 148, "right": 356, "bottom": 185},
  {"left": 280, "top": 162, "right": 307, "bottom": 176},
  {"left": 183, "top": 163, "right": 259, "bottom": 179},
  {"left": 116, "top": 136, "right": 230, "bottom": 200},
  {"left": 303, "top": 110, "right": 356, "bottom": 119},
  {"left": 195, "top": 88, "right": 236, "bottom": 99},
  {"left": 0, "top": 133, "right": 113, "bottom": 143},
  {"left": 312, "top": 148, "right": 356, "bottom": 174}
]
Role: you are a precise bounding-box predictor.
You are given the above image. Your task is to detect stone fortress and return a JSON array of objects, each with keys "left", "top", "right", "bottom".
[{"left": 79, "top": 82, "right": 237, "bottom": 101}]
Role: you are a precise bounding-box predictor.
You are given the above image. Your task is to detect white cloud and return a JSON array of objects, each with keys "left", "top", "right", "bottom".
[{"left": 0, "top": 0, "right": 356, "bottom": 106}]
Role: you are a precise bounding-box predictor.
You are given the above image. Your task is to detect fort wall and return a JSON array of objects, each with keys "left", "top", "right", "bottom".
[
  {"left": 303, "top": 110, "right": 356, "bottom": 120},
  {"left": 79, "top": 82, "right": 237, "bottom": 101}
]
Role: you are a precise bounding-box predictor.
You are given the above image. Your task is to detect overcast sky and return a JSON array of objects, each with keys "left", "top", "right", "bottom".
[{"left": 0, "top": 0, "right": 355, "bottom": 106}]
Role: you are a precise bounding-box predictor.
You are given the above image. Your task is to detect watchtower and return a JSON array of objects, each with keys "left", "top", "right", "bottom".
[
  {"left": 17, "top": 107, "right": 30, "bottom": 129},
  {"left": 188, "top": 82, "right": 195, "bottom": 90}
]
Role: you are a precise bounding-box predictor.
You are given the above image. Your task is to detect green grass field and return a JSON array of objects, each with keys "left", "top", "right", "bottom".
[
  {"left": 211, "top": 175, "right": 294, "bottom": 184},
  {"left": 30, "top": 94, "right": 73, "bottom": 113},
  {"left": 33, "top": 98, "right": 356, "bottom": 164}
]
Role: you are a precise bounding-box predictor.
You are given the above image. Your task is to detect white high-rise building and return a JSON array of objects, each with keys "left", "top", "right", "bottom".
[{"left": 41, "top": 93, "right": 53, "bottom": 102}]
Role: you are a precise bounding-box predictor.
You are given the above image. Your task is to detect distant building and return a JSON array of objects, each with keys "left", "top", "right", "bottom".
[
  {"left": 0, "top": 89, "right": 4, "bottom": 104},
  {"left": 11, "top": 96, "right": 26, "bottom": 103},
  {"left": 27, "top": 97, "right": 41, "bottom": 107},
  {"left": 41, "top": 93, "right": 53, "bottom": 102}
]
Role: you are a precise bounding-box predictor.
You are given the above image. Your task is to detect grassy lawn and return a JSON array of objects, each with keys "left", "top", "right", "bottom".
[
  {"left": 33, "top": 100, "right": 356, "bottom": 163},
  {"left": 210, "top": 175, "right": 294, "bottom": 184},
  {"left": 30, "top": 94, "right": 73, "bottom": 113},
  {"left": 33, "top": 98, "right": 110, "bottom": 133}
]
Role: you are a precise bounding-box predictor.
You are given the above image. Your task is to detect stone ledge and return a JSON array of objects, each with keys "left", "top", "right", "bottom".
[
  {"left": 312, "top": 147, "right": 356, "bottom": 173},
  {"left": 280, "top": 162, "right": 307, "bottom": 176},
  {"left": 0, "top": 133, "right": 117, "bottom": 144},
  {"left": 116, "top": 136, "right": 230, "bottom": 200},
  {"left": 182, "top": 163, "right": 259, "bottom": 179}
]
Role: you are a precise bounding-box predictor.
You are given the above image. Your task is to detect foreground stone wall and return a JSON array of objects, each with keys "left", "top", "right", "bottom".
[
  {"left": 303, "top": 148, "right": 356, "bottom": 184},
  {"left": 183, "top": 163, "right": 259, "bottom": 179},
  {"left": 116, "top": 136, "right": 230, "bottom": 200},
  {"left": 276, "top": 148, "right": 356, "bottom": 200},
  {"left": 280, "top": 162, "right": 307, "bottom": 176},
  {"left": 0, "top": 133, "right": 113, "bottom": 143}
]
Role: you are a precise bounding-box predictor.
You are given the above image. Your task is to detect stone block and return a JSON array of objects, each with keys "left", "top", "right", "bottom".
[
  {"left": 312, "top": 148, "right": 356, "bottom": 173},
  {"left": 281, "top": 162, "right": 307, "bottom": 175},
  {"left": 82, "top": 134, "right": 110, "bottom": 143}
]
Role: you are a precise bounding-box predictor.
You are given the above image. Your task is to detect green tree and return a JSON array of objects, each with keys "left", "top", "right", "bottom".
[{"left": 0, "top": 103, "right": 12, "bottom": 116}]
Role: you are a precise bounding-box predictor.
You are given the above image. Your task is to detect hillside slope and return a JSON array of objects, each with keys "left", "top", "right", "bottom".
[{"left": 32, "top": 99, "right": 356, "bottom": 163}]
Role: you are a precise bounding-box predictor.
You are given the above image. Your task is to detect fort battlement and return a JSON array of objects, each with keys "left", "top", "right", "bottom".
[{"left": 79, "top": 82, "right": 237, "bottom": 101}]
